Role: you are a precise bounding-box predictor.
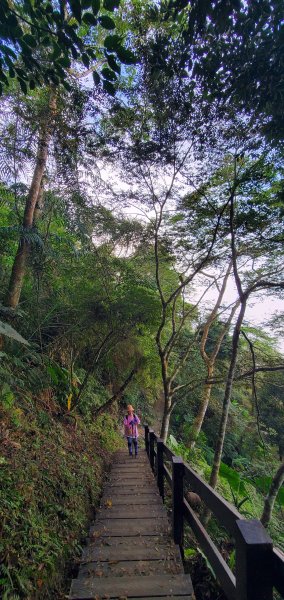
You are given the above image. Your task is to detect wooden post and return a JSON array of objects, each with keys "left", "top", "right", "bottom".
[
  {"left": 156, "top": 438, "right": 164, "bottom": 501},
  {"left": 144, "top": 424, "right": 149, "bottom": 456},
  {"left": 172, "top": 456, "right": 184, "bottom": 547},
  {"left": 149, "top": 429, "right": 155, "bottom": 471},
  {"left": 235, "top": 519, "right": 273, "bottom": 600}
]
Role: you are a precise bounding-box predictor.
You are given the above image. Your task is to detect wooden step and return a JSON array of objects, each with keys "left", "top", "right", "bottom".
[
  {"left": 100, "top": 495, "right": 163, "bottom": 507},
  {"left": 70, "top": 573, "right": 193, "bottom": 599},
  {"left": 108, "top": 472, "right": 155, "bottom": 480},
  {"left": 81, "top": 541, "right": 181, "bottom": 563},
  {"left": 103, "top": 485, "right": 159, "bottom": 494},
  {"left": 90, "top": 517, "right": 170, "bottom": 537},
  {"left": 78, "top": 557, "right": 183, "bottom": 578},
  {"left": 97, "top": 505, "right": 167, "bottom": 519}
]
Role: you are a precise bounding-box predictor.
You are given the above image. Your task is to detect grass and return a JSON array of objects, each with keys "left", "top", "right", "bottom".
[{"left": 0, "top": 391, "right": 123, "bottom": 599}]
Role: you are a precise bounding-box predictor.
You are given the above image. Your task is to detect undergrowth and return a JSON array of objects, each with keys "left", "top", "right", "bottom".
[{"left": 0, "top": 390, "right": 123, "bottom": 599}]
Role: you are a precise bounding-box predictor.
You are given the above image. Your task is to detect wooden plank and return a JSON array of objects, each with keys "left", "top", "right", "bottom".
[
  {"left": 111, "top": 597, "right": 190, "bottom": 600},
  {"left": 184, "top": 460, "right": 241, "bottom": 536},
  {"left": 108, "top": 478, "right": 155, "bottom": 486},
  {"left": 109, "top": 470, "right": 151, "bottom": 477},
  {"left": 183, "top": 499, "right": 236, "bottom": 600},
  {"left": 273, "top": 547, "right": 284, "bottom": 596},
  {"left": 100, "top": 495, "right": 163, "bottom": 507},
  {"left": 113, "top": 457, "right": 148, "bottom": 462},
  {"left": 105, "top": 481, "right": 157, "bottom": 488},
  {"left": 78, "top": 558, "right": 183, "bottom": 578},
  {"left": 90, "top": 518, "right": 170, "bottom": 537},
  {"left": 97, "top": 506, "right": 167, "bottom": 519},
  {"left": 110, "top": 465, "right": 151, "bottom": 471},
  {"left": 102, "top": 486, "right": 159, "bottom": 495},
  {"left": 81, "top": 543, "right": 181, "bottom": 563},
  {"left": 70, "top": 573, "right": 193, "bottom": 599}
]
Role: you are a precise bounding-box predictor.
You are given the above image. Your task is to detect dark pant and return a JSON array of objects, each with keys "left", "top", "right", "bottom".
[{"left": 127, "top": 436, "right": 138, "bottom": 455}]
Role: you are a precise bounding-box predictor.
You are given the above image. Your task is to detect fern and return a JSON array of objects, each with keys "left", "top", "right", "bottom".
[{"left": 0, "top": 320, "right": 29, "bottom": 345}]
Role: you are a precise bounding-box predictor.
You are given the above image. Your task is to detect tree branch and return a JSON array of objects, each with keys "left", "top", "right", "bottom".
[{"left": 93, "top": 365, "right": 139, "bottom": 418}]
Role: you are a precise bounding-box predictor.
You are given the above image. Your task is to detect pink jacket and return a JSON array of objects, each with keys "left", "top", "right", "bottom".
[{"left": 124, "top": 413, "right": 140, "bottom": 438}]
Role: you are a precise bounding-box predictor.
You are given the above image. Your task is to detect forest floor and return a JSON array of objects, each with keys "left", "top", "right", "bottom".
[{"left": 0, "top": 391, "right": 123, "bottom": 599}]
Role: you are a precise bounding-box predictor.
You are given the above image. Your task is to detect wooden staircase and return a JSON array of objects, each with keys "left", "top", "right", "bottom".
[{"left": 69, "top": 450, "right": 193, "bottom": 599}]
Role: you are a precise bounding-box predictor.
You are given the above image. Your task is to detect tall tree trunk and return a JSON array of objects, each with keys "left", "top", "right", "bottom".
[
  {"left": 189, "top": 365, "right": 213, "bottom": 448},
  {"left": 189, "top": 261, "right": 237, "bottom": 449},
  {"left": 159, "top": 353, "right": 172, "bottom": 442},
  {"left": 261, "top": 460, "right": 284, "bottom": 528},
  {"left": 209, "top": 300, "right": 247, "bottom": 489},
  {"left": 5, "top": 91, "right": 56, "bottom": 309},
  {"left": 160, "top": 405, "right": 172, "bottom": 442}
]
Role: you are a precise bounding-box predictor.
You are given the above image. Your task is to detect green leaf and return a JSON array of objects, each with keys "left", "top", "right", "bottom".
[
  {"left": 71, "top": 46, "right": 79, "bottom": 59},
  {"left": 58, "top": 55, "right": 71, "bottom": 68},
  {"left": 184, "top": 548, "right": 197, "bottom": 559},
  {"left": 104, "top": 34, "right": 121, "bottom": 51},
  {"left": 101, "top": 66, "right": 117, "bottom": 81},
  {"left": 69, "top": 0, "right": 82, "bottom": 23},
  {"left": 0, "top": 71, "right": 9, "bottom": 85},
  {"left": 103, "top": 0, "right": 120, "bottom": 10},
  {"left": 52, "top": 42, "right": 62, "bottom": 59},
  {"left": 116, "top": 46, "right": 137, "bottom": 64},
  {"left": 42, "top": 36, "right": 51, "bottom": 46},
  {"left": 6, "top": 13, "right": 18, "bottom": 28},
  {"left": 62, "top": 80, "right": 72, "bottom": 91},
  {"left": 0, "top": 320, "right": 29, "bottom": 345},
  {"left": 103, "top": 79, "right": 115, "bottom": 95},
  {"left": 18, "top": 77, "right": 28, "bottom": 93},
  {"left": 92, "top": 70, "right": 100, "bottom": 85},
  {"left": 82, "top": 12, "right": 97, "bottom": 25},
  {"left": 22, "top": 33, "right": 37, "bottom": 48},
  {"left": 107, "top": 54, "right": 120, "bottom": 74},
  {"left": 92, "top": 0, "right": 100, "bottom": 14},
  {"left": 29, "top": 79, "right": 36, "bottom": 90},
  {"left": 0, "top": 44, "right": 17, "bottom": 59},
  {"left": 99, "top": 15, "right": 115, "bottom": 29},
  {"left": 82, "top": 52, "right": 90, "bottom": 68}
]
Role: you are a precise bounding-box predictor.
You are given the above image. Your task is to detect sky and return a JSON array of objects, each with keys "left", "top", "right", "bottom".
[
  {"left": 190, "top": 277, "right": 284, "bottom": 354},
  {"left": 97, "top": 164, "right": 284, "bottom": 355}
]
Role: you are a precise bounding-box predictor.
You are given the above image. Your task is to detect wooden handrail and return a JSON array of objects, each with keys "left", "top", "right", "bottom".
[
  {"left": 183, "top": 499, "right": 236, "bottom": 600},
  {"left": 184, "top": 460, "right": 242, "bottom": 536},
  {"left": 144, "top": 424, "right": 284, "bottom": 600},
  {"left": 273, "top": 547, "right": 284, "bottom": 596}
]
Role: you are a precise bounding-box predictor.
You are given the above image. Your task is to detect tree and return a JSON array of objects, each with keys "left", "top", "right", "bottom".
[
  {"left": 208, "top": 152, "right": 284, "bottom": 490},
  {"left": 261, "top": 460, "right": 284, "bottom": 528},
  {"left": 0, "top": 0, "right": 136, "bottom": 95},
  {"left": 145, "top": 0, "right": 284, "bottom": 143},
  {"left": 188, "top": 261, "right": 240, "bottom": 448}
]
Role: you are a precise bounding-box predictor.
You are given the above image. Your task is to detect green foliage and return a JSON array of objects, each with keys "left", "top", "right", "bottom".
[
  {"left": 0, "top": 0, "right": 136, "bottom": 96},
  {"left": 254, "top": 477, "right": 284, "bottom": 507},
  {"left": 0, "top": 390, "right": 122, "bottom": 598}
]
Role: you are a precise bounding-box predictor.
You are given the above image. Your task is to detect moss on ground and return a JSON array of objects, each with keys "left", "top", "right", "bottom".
[{"left": 0, "top": 394, "right": 123, "bottom": 599}]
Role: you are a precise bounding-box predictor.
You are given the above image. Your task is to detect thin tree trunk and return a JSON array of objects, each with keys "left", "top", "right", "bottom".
[
  {"left": 93, "top": 366, "right": 139, "bottom": 418},
  {"left": 159, "top": 352, "right": 172, "bottom": 442},
  {"left": 5, "top": 91, "right": 56, "bottom": 309},
  {"left": 209, "top": 300, "right": 247, "bottom": 489},
  {"left": 160, "top": 405, "right": 172, "bottom": 442},
  {"left": 189, "top": 366, "right": 213, "bottom": 448},
  {"left": 189, "top": 261, "right": 238, "bottom": 449},
  {"left": 261, "top": 460, "right": 284, "bottom": 528}
]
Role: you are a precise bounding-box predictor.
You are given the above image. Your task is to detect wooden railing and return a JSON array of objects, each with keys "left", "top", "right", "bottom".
[{"left": 144, "top": 425, "right": 284, "bottom": 600}]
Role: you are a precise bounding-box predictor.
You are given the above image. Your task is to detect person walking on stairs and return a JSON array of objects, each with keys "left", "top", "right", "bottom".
[{"left": 123, "top": 404, "right": 140, "bottom": 457}]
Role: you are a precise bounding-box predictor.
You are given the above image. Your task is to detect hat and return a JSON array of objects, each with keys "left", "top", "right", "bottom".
[{"left": 127, "top": 404, "right": 134, "bottom": 412}]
